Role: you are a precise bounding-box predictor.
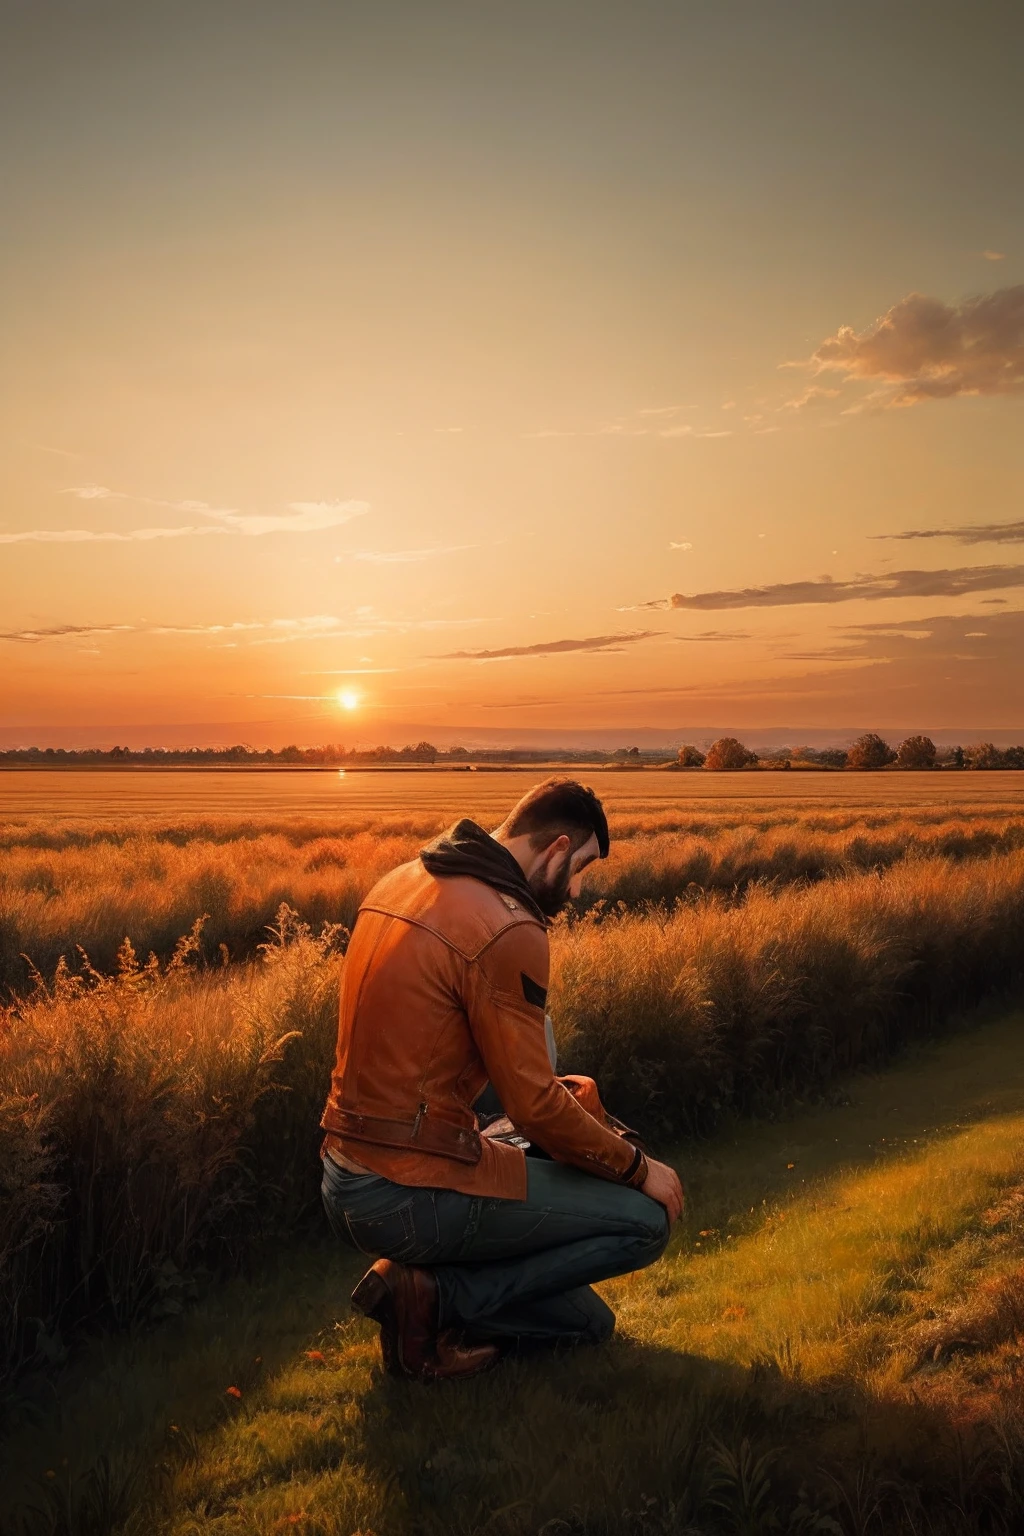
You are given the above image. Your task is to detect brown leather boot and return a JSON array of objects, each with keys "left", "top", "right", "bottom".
[
  {"left": 350, "top": 1260, "right": 500, "bottom": 1381},
  {"left": 430, "top": 1327, "right": 502, "bottom": 1382},
  {"left": 351, "top": 1258, "right": 435, "bottom": 1377}
]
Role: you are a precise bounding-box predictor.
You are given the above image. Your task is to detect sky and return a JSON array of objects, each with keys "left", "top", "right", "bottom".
[{"left": 2, "top": 0, "right": 1023, "bottom": 748}]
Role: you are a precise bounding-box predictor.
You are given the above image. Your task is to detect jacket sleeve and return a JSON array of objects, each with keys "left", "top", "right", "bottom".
[{"left": 463, "top": 922, "right": 649, "bottom": 1189}]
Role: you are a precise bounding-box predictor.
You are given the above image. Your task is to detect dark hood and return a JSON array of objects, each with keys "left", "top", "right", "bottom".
[{"left": 420, "top": 818, "right": 548, "bottom": 926}]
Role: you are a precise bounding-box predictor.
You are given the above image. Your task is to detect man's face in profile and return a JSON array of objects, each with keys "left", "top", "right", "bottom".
[{"left": 528, "top": 833, "right": 601, "bottom": 917}]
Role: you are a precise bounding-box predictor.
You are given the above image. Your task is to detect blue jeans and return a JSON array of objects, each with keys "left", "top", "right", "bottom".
[{"left": 321, "top": 1152, "right": 670, "bottom": 1348}]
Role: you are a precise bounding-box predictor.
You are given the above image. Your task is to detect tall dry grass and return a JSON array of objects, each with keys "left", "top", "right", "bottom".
[
  {"left": 4, "top": 848, "right": 1024, "bottom": 1390},
  {"left": 3, "top": 809, "right": 1023, "bottom": 991},
  {"left": 0, "top": 909, "right": 342, "bottom": 1387},
  {"left": 556, "top": 847, "right": 1024, "bottom": 1136}
]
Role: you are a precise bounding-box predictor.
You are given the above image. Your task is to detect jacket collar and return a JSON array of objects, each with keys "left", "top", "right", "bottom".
[{"left": 419, "top": 818, "right": 549, "bottom": 926}]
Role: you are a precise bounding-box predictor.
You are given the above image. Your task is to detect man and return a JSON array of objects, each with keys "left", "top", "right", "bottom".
[{"left": 320, "top": 777, "right": 684, "bottom": 1382}]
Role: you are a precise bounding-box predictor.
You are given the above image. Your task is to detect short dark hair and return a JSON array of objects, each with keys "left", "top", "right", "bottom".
[{"left": 501, "top": 777, "right": 610, "bottom": 858}]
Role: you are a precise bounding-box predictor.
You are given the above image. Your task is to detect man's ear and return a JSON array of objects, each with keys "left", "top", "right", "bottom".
[{"left": 543, "top": 832, "right": 572, "bottom": 864}]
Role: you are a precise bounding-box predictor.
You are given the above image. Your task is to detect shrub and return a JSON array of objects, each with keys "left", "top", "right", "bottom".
[
  {"left": 847, "top": 733, "right": 896, "bottom": 770},
  {"left": 704, "top": 737, "right": 756, "bottom": 771},
  {"left": 677, "top": 745, "right": 707, "bottom": 768},
  {"left": 896, "top": 735, "right": 937, "bottom": 769}
]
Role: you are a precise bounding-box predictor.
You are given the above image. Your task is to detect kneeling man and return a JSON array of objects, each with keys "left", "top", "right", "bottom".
[{"left": 320, "top": 777, "right": 683, "bottom": 1381}]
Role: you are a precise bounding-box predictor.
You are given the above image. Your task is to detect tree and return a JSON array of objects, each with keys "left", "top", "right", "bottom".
[
  {"left": 1004, "top": 746, "right": 1024, "bottom": 769},
  {"left": 896, "top": 735, "right": 936, "bottom": 770},
  {"left": 948, "top": 745, "right": 965, "bottom": 769},
  {"left": 817, "top": 748, "right": 848, "bottom": 769},
  {"left": 965, "top": 742, "right": 1003, "bottom": 770},
  {"left": 677, "top": 744, "right": 706, "bottom": 767},
  {"left": 705, "top": 737, "right": 756, "bottom": 771},
  {"left": 846, "top": 733, "right": 896, "bottom": 770}
]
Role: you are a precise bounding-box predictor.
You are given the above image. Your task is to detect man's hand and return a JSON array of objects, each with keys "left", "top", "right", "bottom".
[{"left": 641, "top": 1157, "right": 684, "bottom": 1224}]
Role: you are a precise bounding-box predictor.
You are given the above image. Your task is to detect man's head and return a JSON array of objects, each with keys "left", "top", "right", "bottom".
[{"left": 493, "top": 777, "right": 609, "bottom": 917}]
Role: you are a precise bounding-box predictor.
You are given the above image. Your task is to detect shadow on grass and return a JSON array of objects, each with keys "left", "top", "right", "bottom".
[
  {"left": 347, "top": 1331, "right": 1024, "bottom": 1536},
  {"left": 8, "top": 1260, "right": 1024, "bottom": 1535}
]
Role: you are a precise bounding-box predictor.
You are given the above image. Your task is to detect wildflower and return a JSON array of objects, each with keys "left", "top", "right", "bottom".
[
  {"left": 225, "top": 1385, "right": 242, "bottom": 1399},
  {"left": 304, "top": 1349, "right": 326, "bottom": 1363}
]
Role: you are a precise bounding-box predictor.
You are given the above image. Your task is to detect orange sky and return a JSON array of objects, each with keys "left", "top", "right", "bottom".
[{"left": 2, "top": 2, "right": 1023, "bottom": 748}]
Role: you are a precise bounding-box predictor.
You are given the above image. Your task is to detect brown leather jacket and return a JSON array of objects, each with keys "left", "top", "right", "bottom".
[{"left": 321, "top": 857, "right": 649, "bottom": 1201}]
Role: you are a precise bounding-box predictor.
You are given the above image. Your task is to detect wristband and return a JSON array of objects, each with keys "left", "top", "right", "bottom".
[{"left": 621, "top": 1146, "right": 648, "bottom": 1189}]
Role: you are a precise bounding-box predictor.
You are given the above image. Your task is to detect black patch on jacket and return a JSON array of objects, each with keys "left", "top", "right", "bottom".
[{"left": 521, "top": 972, "right": 547, "bottom": 1010}]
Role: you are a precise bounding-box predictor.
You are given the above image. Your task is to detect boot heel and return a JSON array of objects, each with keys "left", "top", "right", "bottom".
[{"left": 351, "top": 1269, "right": 390, "bottom": 1322}]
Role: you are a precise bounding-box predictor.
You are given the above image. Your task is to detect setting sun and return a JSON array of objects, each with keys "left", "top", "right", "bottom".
[{"left": 337, "top": 689, "right": 360, "bottom": 712}]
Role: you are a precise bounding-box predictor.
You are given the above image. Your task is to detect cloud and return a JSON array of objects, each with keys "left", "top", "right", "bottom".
[
  {"left": 0, "top": 487, "right": 370, "bottom": 544},
  {"left": 781, "top": 609, "right": 1024, "bottom": 669},
  {"left": 983, "top": 251, "right": 1006, "bottom": 261},
  {"left": 644, "top": 564, "right": 1024, "bottom": 610},
  {"left": 0, "top": 622, "right": 137, "bottom": 643},
  {"left": 669, "top": 541, "right": 693, "bottom": 551},
  {"left": 216, "top": 501, "right": 368, "bottom": 536},
  {"left": 781, "top": 386, "right": 842, "bottom": 412},
  {"left": 1, "top": 614, "right": 378, "bottom": 646},
  {"left": 875, "top": 518, "right": 1024, "bottom": 546},
  {"left": 672, "top": 629, "right": 752, "bottom": 641},
  {"left": 0, "top": 524, "right": 227, "bottom": 546},
  {"left": 434, "top": 631, "right": 661, "bottom": 661},
  {"left": 801, "top": 285, "right": 1024, "bottom": 406},
  {"left": 348, "top": 544, "right": 478, "bottom": 564}
]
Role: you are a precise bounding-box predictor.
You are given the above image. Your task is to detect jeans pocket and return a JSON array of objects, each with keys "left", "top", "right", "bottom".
[{"left": 343, "top": 1198, "right": 419, "bottom": 1261}]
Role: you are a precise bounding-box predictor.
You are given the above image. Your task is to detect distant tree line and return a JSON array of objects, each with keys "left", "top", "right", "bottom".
[
  {"left": 3, "top": 733, "right": 1022, "bottom": 769},
  {"left": 673, "top": 734, "right": 1024, "bottom": 770},
  {"left": 0, "top": 742, "right": 646, "bottom": 768}
]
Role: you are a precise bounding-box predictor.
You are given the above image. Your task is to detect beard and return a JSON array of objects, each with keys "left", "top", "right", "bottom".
[{"left": 528, "top": 851, "right": 574, "bottom": 918}]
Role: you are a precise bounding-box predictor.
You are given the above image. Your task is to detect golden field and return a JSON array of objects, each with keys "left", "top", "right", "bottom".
[{"left": 3, "top": 770, "right": 1024, "bottom": 1534}]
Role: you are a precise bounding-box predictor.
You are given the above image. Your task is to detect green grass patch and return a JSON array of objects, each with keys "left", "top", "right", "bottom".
[{"left": 7, "top": 1010, "right": 1024, "bottom": 1534}]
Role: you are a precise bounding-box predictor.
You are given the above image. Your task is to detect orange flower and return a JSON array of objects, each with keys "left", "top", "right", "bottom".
[
  {"left": 225, "top": 1385, "right": 242, "bottom": 1399},
  {"left": 304, "top": 1349, "right": 326, "bottom": 1363}
]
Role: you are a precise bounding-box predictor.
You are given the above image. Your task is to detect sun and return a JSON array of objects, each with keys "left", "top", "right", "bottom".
[{"left": 337, "top": 688, "right": 360, "bottom": 712}]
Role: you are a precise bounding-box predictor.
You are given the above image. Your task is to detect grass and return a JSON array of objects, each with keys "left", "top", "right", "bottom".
[
  {"left": 4, "top": 786, "right": 1024, "bottom": 1530},
  {"left": 6, "top": 1008, "right": 1024, "bottom": 1534},
  {"left": 3, "top": 807, "right": 1024, "bottom": 990},
  {"left": 4, "top": 847, "right": 1024, "bottom": 1392}
]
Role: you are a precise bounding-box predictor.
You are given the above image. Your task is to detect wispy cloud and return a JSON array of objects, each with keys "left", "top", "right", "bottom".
[
  {"left": 669, "top": 541, "right": 693, "bottom": 551},
  {"left": 0, "top": 524, "right": 227, "bottom": 546},
  {"left": 640, "top": 565, "right": 1024, "bottom": 611},
  {"left": 434, "top": 631, "right": 661, "bottom": 662},
  {"left": 795, "top": 285, "right": 1024, "bottom": 407},
  {"left": 1, "top": 614, "right": 383, "bottom": 646},
  {"left": 875, "top": 518, "right": 1024, "bottom": 546},
  {"left": 0, "top": 486, "right": 370, "bottom": 544},
  {"left": 781, "top": 385, "right": 842, "bottom": 412},
  {"left": 347, "top": 544, "right": 479, "bottom": 564},
  {"left": 672, "top": 629, "right": 752, "bottom": 641},
  {"left": 983, "top": 250, "right": 1006, "bottom": 261},
  {"left": 781, "top": 609, "right": 1024, "bottom": 668},
  {"left": 0, "top": 622, "right": 137, "bottom": 643}
]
